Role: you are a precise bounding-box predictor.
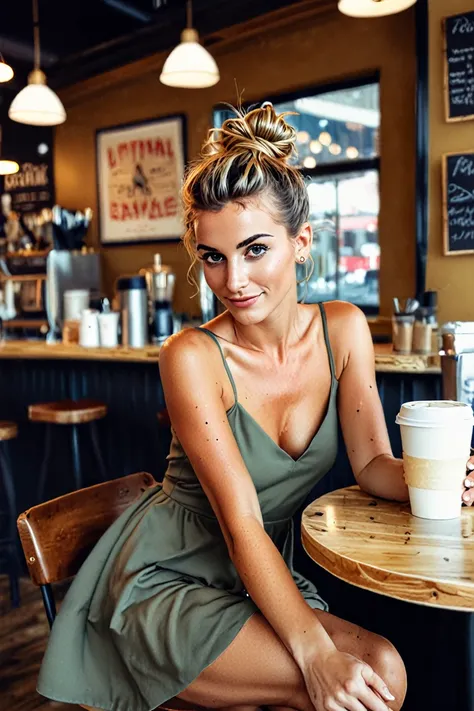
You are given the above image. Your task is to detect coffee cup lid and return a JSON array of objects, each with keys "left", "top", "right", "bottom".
[{"left": 396, "top": 400, "right": 474, "bottom": 428}]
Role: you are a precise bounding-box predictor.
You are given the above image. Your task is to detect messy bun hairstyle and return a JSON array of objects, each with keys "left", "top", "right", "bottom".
[{"left": 182, "top": 103, "right": 309, "bottom": 278}]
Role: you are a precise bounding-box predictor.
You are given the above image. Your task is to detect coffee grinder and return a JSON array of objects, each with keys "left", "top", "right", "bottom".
[{"left": 141, "top": 254, "right": 176, "bottom": 344}]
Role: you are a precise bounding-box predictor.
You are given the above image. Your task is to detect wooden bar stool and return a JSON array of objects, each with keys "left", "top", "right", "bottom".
[
  {"left": 0, "top": 421, "right": 21, "bottom": 607},
  {"left": 29, "top": 399, "right": 108, "bottom": 503}
]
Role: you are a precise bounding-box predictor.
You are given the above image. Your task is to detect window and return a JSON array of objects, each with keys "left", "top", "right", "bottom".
[{"left": 213, "top": 76, "right": 380, "bottom": 314}]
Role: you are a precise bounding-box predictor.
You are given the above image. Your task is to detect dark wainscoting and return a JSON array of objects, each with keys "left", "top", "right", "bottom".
[{"left": 0, "top": 357, "right": 170, "bottom": 517}]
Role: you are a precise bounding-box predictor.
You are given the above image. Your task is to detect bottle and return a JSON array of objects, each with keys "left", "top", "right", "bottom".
[
  {"left": 422, "top": 290, "right": 439, "bottom": 354},
  {"left": 116, "top": 275, "right": 148, "bottom": 348}
]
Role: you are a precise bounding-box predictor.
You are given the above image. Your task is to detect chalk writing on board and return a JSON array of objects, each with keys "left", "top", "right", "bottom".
[
  {"left": 446, "top": 13, "right": 474, "bottom": 119},
  {"left": 446, "top": 155, "right": 474, "bottom": 250}
]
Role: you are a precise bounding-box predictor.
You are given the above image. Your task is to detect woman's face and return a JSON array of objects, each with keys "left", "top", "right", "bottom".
[{"left": 195, "top": 195, "right": 311, "bottom": 325}]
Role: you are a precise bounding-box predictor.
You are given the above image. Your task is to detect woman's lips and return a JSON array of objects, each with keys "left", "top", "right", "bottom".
[{"left": 227, "top": 293, "right": 262, "bottom": 309}]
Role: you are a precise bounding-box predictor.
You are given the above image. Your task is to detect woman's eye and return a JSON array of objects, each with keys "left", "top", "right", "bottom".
[
  {"left": 203, "top": 253, "right": 224, "bottom": 265},
  {"left": 247, "top": 244, "right": 268, "bottom": 258}
]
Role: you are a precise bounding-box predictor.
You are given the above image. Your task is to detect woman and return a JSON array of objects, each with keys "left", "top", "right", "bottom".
[{"left": 38, "top": 104, "right": 426, "bottom": 711}]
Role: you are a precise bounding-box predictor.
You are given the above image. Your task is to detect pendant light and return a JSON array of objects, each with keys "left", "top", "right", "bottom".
[
  {"left": 9, "top": 0, "right": 66, "bottom": 126},
  {"left": 0, "top": 127, "right": 19, "bottom": 176},
  {"left": 338, "top": 0, "right": 416, "bottom": 17},
  {"left": 160, "top": 0, "right": 219, "bottom": 88},
  {"left": 0, "top": 54, "right": 14, "bottom": 83}
]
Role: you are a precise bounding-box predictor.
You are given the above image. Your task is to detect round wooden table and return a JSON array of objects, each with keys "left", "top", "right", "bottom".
[
  {"left": 301, "top": 485, "right": 474, "bottom": 710},
  {"left": 301, "top": 485, "right": 474, "bottom": 611}
]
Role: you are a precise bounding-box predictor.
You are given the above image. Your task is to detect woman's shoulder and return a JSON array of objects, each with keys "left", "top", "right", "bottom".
[
  {"left": 309, "top": 301, "right": 370, "bottom": 378},
  {"left": 159, "top": 326, "right": 220, "bottom": 375},
  {"left": 303, "top": 300, "right": 367, "bottom": 332}
]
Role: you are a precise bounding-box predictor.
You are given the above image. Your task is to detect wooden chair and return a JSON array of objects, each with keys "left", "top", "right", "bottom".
[{"left": 17, "top": 470, "right": 200, "bottom": 711}]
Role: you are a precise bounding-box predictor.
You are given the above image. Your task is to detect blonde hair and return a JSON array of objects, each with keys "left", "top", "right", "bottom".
[{"left": 181, "top": 103, "right": 310, "bottom": 284}]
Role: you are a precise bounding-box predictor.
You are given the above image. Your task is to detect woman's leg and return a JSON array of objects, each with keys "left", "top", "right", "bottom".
[{"left": 177, "top": 610, "right": 407, "bottom": 711}]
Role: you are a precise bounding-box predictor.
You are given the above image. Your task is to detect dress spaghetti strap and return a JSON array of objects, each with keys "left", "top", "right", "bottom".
[
  {"left": 318, "top": 303, "right": 336, "bottom": 381},
  {"left": 196, "top": 327, "right": 239, "bottom": 404}
]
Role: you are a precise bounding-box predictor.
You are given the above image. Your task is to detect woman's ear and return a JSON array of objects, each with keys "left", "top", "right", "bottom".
[{"left": 294, "top": 222, "right": 313, "bottom": 261}]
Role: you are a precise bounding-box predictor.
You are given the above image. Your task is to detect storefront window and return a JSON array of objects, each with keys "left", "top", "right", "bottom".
[{"left": 213, "top": 77, "right": 380, "bottom": 314}]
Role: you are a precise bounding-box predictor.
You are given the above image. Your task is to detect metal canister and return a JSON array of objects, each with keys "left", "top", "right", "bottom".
[{"left": 116, "top": 275, "right": 148, "bottom": 348}]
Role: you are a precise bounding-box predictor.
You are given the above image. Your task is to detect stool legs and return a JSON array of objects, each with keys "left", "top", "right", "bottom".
[
  {"left": 0, "top": 445, "right": 21, "bottom": 608},
  {"left": 37, "top": 420, "right": 107, "bottom": 500},
  {"left": 90, "top": 421, "right": 107, "bottom": 482},
  {"left": 37, "top": 424, "right": 52, "bottom": 504},
  {"left": 70, "top": 424, "right": 83, "bottom": 491}
]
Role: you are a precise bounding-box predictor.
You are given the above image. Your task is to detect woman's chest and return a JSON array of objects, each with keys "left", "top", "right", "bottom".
[{"left": 224, "top": 357, "right": 333, "bottom": 460}]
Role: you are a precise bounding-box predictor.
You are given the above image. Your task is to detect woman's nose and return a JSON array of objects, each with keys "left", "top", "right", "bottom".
[{"left": 226, "top": 259, "right": 249, "bottom": 294}]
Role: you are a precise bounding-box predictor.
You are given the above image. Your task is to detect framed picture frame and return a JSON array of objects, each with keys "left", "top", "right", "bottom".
[
  {"left": 96, "top": 114, "right": 186, "bottom": 246},
  {"left": 443, "top": 12, "right": 474, "bottom": 123},
  {"left": 442, "top": 150, "right": 474, "bottom": 256}
]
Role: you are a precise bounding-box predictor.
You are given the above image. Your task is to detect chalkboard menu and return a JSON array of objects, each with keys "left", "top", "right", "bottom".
[
  {"left": 442, "top": 151, "right": 474, "bottom": 255},
  {"left": 0, "top": 157, "right": 55, "bottom": 215},
  {"left": 444, "top": 12, "right": 474, "bottom": 122}
]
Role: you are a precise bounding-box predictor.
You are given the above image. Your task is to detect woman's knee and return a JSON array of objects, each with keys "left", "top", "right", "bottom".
[{"left": 369, "top": 635, "right": 407, "bottom": 710}]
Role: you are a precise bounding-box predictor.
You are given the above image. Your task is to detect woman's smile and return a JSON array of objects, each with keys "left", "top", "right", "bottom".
[{"left": 226, "top": 293, "right": 264, "bottom": 309}]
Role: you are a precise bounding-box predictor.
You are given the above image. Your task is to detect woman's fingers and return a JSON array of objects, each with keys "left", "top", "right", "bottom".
[
  {"left": 463, "top": 457, "right": 474, "bottom": 506},
  {"left": 360, "top": 665, "right": 394, "bottom": 709}
]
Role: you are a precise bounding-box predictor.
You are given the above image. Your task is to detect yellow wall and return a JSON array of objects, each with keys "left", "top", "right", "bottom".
[
  {"left": 427, "top": 0, "right": 474, "bottom": 325},
  {"left": 54, "top": 3, "right": 416, "bottom": 319}
]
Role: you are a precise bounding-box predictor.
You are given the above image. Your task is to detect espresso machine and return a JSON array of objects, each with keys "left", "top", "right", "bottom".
[{"left": 140, "top": 254, "right": 176, "bottom": 344}]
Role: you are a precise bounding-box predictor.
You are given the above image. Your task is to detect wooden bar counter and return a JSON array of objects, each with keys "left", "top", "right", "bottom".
[
  {"left": 0, "top": 340, "right": 162, "bottom": 364},
  {"left": 0, "top": 337, "right": 442, "bottom": 540},
  {"left": 0, "top": 340, "right": 442, "bottom": 373}
]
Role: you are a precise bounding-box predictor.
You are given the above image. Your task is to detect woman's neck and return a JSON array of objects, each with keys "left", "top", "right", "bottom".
[{"left": 230, "top": 296, "right": 308, "bottom": 361}]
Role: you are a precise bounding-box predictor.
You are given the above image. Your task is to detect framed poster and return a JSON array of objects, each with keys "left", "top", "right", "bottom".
[
  {"left": 96, "top": 114, "right": 186, "bottom": 246},
  {"left": 442, "top": 150, "right": 474, "bottom": 256}
]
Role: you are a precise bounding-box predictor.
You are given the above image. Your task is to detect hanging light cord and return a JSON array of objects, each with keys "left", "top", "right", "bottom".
[
  {"left": 186, "top": 0, "right": 192, "bottom": 29},
  {"left": 33, "top": 0, "right": 40, "bottom": 70}
]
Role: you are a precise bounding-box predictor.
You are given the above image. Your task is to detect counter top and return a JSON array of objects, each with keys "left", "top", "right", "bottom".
[
  {"left": 0, "top": 340, "right": 442, "bottom": 373},
  {"left": 0, "top": 341, "right": 162, "bottom": 364}
]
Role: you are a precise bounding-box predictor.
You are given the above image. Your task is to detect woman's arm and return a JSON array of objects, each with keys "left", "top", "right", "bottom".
[
  {"left": 159, "top": 329, "right": 335, "bottom": 665},
  {"left": 333, "top": 303, "right": 409, "bottom": 502}
]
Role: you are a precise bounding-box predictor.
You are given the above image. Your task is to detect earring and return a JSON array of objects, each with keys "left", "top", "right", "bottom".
[{"left": 299, "top": 255, "right": 305, "bottom": 263}]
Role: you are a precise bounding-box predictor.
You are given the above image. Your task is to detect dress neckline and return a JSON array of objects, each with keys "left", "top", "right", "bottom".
[{"left": 226, "top": 377, "right": 338, "bottom": 465}]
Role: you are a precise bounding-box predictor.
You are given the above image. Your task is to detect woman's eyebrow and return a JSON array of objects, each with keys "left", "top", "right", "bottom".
[{"left": 196, "top": 233, "right": 273, "bottom": 252}]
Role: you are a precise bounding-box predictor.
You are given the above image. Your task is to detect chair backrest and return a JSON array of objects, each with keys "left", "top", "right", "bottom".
[{"left": 17, "top": 471, "right": 158, "bottom": 586}]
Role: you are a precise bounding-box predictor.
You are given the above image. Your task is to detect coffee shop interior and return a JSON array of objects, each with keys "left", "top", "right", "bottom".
[{"left": 1, "top": 0, "right": 474, "bottom": 709}]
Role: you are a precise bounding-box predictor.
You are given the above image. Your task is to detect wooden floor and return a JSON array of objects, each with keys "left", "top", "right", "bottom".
[{"left": 0, "top": 575, "right": 81, "bottom": 711}]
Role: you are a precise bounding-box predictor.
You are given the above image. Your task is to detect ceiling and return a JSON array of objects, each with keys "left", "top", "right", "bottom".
[{"left": 0, "top": 0, "right": 311, "bottom": 91}]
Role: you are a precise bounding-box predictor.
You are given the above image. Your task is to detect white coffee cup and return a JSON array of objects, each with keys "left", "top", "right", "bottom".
[
  {"left": 79, "top": 308, "right": 100, "bottom": 348},
  {"left": 396, "top": 400, "right": 474, "bottom": 520},
  {"left": 98, "top": 311, "right": 119, "bottom": 348},
  {"left": 64, "top": 289, "right": 90, "bottom": 321}
]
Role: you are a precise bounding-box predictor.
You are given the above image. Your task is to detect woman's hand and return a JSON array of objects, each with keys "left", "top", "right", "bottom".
[
  {"left": 463, "top": 454, "right": 474, "bottom": 506},
  {"left": 302, "top": 648, "right": 395, "bottom": 711}
]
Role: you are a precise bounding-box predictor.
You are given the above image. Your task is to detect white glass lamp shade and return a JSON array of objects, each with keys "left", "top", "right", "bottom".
[
  {"left": 0, "top": 160, "right": 19, "bottom": 176},
  {"left": 9, "top": 70, "right": 66, "bottom": 126},
  {"left": 0, "top": 60, "right": 14, "bottom": 83},
  {"left": 160, "top": 28, "right": 219, "bottom": 88},
  {"left": 338, "top": 0, "right": 416, "bottom": 17}
]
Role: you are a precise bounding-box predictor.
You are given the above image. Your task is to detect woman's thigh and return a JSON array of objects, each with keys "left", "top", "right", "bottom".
[{"left": 177, "top": 609, "right": 406, "bottom": 711}]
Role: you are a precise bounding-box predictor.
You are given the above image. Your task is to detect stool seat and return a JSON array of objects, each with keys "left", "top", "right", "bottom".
[
  {"left": 29, "top": 400, "right": 107, "bottom": 425},
  {"left": 0, "top": 421, "right": 18, "bottom": 441}
]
